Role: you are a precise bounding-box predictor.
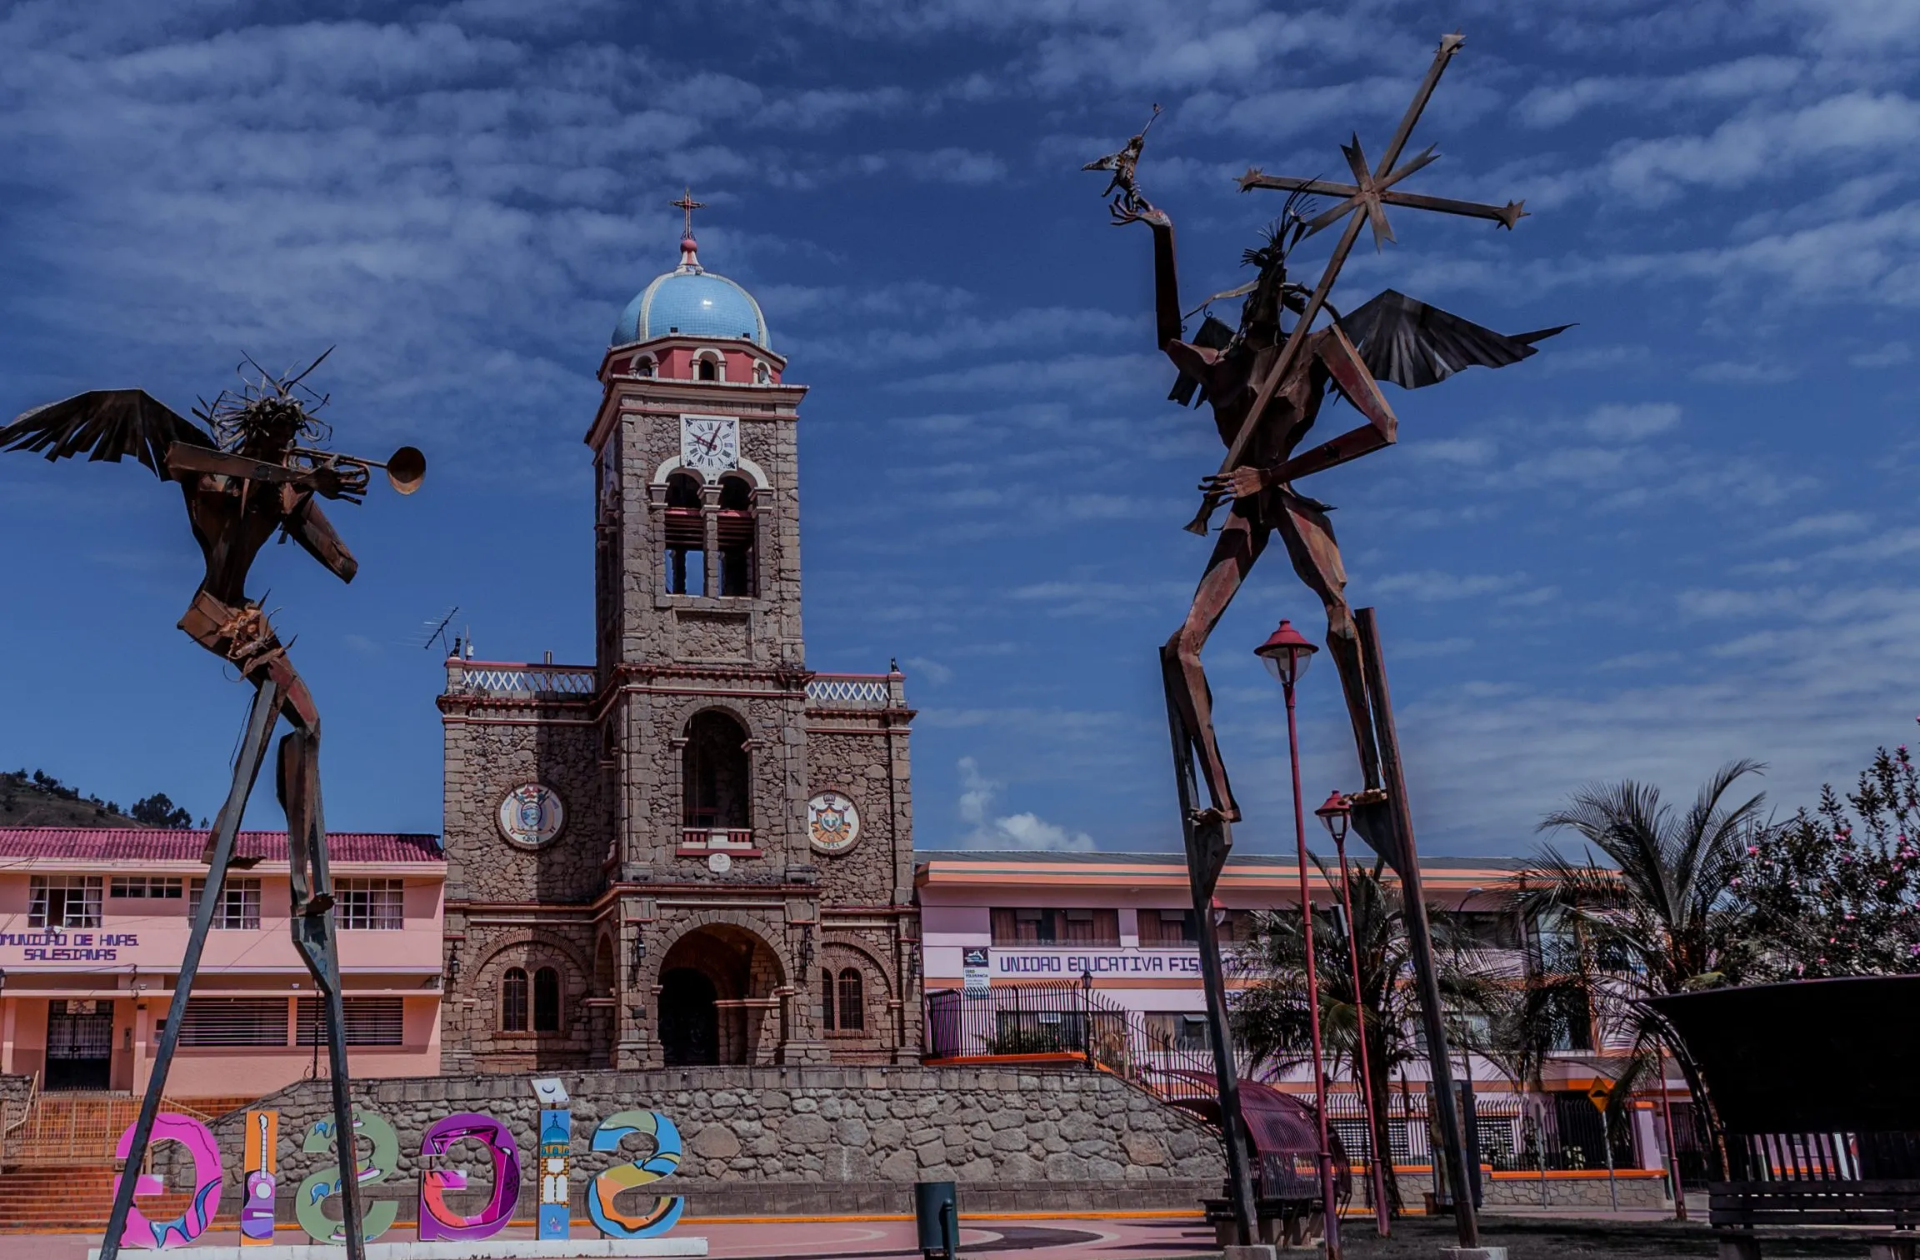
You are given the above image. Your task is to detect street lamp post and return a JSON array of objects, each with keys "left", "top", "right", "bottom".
[
  {"left": 1255, "top": 620, "right": 1342, "bottom": 1260},
  {"left": 1316, "top": 790, "right": 1391, "bottom": 1237},
  {"left": 1081, "top": 969, "right": 1095, "bottom": 1071}
]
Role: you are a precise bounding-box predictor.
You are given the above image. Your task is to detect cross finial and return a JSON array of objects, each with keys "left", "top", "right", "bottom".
[{"left": 671, "top": 186, "right": 706, "bottom": 270}]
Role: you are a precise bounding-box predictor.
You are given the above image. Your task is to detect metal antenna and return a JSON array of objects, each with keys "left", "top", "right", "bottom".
[{"left": 417, "top": 606, "right": 459, "bottom": 654}]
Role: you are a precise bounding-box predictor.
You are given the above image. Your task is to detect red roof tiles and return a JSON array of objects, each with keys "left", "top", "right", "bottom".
[{"left": 0, "top": 829, "right": 443, "bottom": 864}]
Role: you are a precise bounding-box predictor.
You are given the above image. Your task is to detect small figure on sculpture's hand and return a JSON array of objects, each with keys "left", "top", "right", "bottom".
[{"left": 1088, "top": 67, "right": 1564, "bottom": 827}]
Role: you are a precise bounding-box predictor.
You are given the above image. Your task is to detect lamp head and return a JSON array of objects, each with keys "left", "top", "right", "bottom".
[
  {"left": 1315, "top": 790, "right": 1352, "bottom": 844},
  {"left": 1254, "top": 619, "right": 1318, "bottom": 686}
]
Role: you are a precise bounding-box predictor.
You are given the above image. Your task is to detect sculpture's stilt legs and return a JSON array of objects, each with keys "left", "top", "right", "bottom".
[
  {"left": 280, "top": 723, "right": 365, "bottom": 1260},
  {"left": 1161, "top": 647, "right": 1258, "bottom": 1249},
  {"left": 1166, "top": 498, "right": 1271, "bottom": 821},
  {"left": 101, "top": 679, "right": 281, "bottom": 1260}
]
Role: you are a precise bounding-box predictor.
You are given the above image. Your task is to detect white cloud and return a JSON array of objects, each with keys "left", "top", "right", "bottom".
[
  {"left": 955, "top": 756, "right": 1094, "bottom": 851},
  {"left": 1852, "top": 341, "right": 1912, "bottom": 367},
  {"left": 1584, "top": 402, "right": 1681, "bottom": 441}
]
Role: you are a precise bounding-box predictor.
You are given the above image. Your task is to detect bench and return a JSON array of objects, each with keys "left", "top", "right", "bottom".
[
  {"left": 1710, "top": 1180, "right": 1920, "bottom": 1259},
  {"left": 1202, "top": 1195, "right": 1322, "bottom": 1247}
]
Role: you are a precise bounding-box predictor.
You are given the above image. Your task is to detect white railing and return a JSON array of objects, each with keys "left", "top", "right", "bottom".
[
  {"left": 806, "top": 675, "right": 897, "bottom": 709},
  {"left": 680, "top": 828, "right": 756, "bottom": 851},
  {"left": 449, "top": 662, "right": 598, "bottom": 698}
]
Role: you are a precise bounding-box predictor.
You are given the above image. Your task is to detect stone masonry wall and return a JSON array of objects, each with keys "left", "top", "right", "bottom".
[
  {"left": 207, "top": 1065, "right": 1225, "bottom": 1220},
  {"left": 1484, "top": 1170, "right": 1670, "bottom": 1208}
]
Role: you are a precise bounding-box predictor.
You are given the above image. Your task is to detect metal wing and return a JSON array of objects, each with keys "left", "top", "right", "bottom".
[
  {"left": 1337, "top": 289, "right": 1569, "bottom": 390},
  {"left": 0, "top": 389, "right": 216, "bottom": 478},
  {"left": 1168, "top": 316, "right": 1237, "bottom": 407}
]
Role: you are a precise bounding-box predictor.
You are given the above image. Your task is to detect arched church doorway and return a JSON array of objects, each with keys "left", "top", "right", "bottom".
[
  {"left": 658, "top": 968, "right": 719, "bottom": 1066},
  {"left": 656, "top": 922, "right": 785, "bottom": 1065}
]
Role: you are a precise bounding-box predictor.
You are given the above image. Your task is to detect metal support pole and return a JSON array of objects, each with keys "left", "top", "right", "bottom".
[
  {"left": 1335, "top": 835, "right": 1391, "bottom": 1236},
  {"left": 1659, "top": 1053, "right": 1688, "bottom": 1221},
  {"left": 1351, "top": 608, "right": 1480, "bottom": 1250},
  {"left": 100, "top": 679, "right": 280, "bottom": 1260},
  {"left": 1603, "top": 1110, "right": 1620, "bottom": 1213},
  {"left": 1283, "top": 677, "right": 1341, "bottom": 1259},
  {"left": 1160, "top": 647, "right": 1258, "bottom": 1248}
]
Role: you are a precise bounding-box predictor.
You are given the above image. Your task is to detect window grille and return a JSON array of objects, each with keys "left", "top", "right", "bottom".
[
  {"left": 188, "top": 878, "right": 261, "bottom": 930},
  {"left": 533, "top": 966, "right": 562, "bottom": 1033},
  {"left": 501, "top": 968, "right": 529, "bottom": 1032},
  {"left": 989, "top": 907, "right": 1119, "bottom": 946},
  {"left": 177, "top": 998, "right": 289, "bottom": 1047},
  {"left": 297, "top": 997, "right": 405, "bottom": 1046},
  {"left": 108, "top": 876, "right": 183, "bottom": 900},
  {"left": 836, "top": 968, "right": 864, "bottom": 1032},
  {"left": 336, "top": 879, "right": 404, "bottom": 930},
  {"left": 29, "top": 876, "right": 102, "bottom": 928}
]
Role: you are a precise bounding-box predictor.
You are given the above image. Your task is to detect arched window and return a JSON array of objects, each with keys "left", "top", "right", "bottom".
[
  {"left": 500, "top": 967, "right": 529, "bottom": 1032},
  {"left": 663, "top": 472, "right": 704, "bottom": 596},
  {"left": 717, "top": 475, "right": 754, "bottom": 597},
  {"left": 819, "top": 968, "right": 835, "bottom": 1032},
  {"left": 633, "top": 355, "right": 655, "bottom": 378},
  {"left": 752, "top": 361, "right": 770, "bottom": 385},
  {"left": 836, "top": 968, "right": 864, "bottom": 1032},
  {"left": 533, "top": 966, "right": 562, "bottom": 1033},
  {"left": 696, "top": 357, "right": 718, "bottom": 382},
  {"left": 682, "top": 709, "right": 751, "bottom": 836}
]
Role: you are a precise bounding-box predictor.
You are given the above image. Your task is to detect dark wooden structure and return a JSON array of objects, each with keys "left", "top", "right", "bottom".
[{"left": 1649, "top": 976, "right": 1920, "bottom": 1259}]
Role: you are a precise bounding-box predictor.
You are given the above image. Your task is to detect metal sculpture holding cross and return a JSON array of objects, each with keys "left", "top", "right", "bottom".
[{"left": 1085, "top": 30, "right": 1565, "bottom": 1253}]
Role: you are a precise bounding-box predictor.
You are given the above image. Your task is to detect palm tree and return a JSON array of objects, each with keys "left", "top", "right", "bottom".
[
  {"left": 1231, "top": 858, "right": 1487, "bottom": 1216},
  {"left": 1524, "top": 759, "right": 1771, "bottom": 1173}
]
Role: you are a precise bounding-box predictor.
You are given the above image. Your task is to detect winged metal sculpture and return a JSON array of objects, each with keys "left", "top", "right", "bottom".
[{"left": 0, "top": 356, "right": 423, "bottom": 1260}]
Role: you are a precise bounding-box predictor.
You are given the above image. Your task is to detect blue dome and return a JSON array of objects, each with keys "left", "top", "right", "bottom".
[{"left": 612, "top": 248, "right": 769, "bottom": 349}]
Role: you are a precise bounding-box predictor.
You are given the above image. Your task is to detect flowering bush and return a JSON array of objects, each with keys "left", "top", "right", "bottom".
[{"left": 1735, "top": 740, "right": 1920, "bottom": 979}]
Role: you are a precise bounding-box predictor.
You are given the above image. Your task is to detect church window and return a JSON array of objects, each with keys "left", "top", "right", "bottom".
[
  {"left": 663, "top": 472, "right": 705, "bottom": 596},
  {"left": 683, "top": 709, "right": 751, "bottom": 832},
  {"left": 500, "top": 967, "right": 529, "bottom": 1032},
  {"left": 533, "top": 966, "right": 562, "bottom": 1033},
  {"left": 836, "top": 968, "right": 865, "bottom": 1032},
  {"left": 633, "top": 355, "right": 655, "bottom": 377},
  {"left": 696, "top": 356, "right": 719, "bottom": 382},
  {"left": 717, "top": 474, "right": 755, "bottom": 597},
  {"left": 753, "top": 361, "right": 769, "bottom": 384},
  {"left": 819, "top": 969, "right": 835, "bottom": 1031}
]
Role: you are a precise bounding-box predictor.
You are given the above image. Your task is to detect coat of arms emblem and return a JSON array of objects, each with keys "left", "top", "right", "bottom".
[
  {"left": 807, "top": 791, "right": 861, "bottom": 854},
  {"left": 498, "top": 783, "right": 565, "bottom": 848}
]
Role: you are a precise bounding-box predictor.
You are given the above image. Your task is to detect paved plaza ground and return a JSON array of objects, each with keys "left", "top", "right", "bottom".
[{"left": 0, "top": 1207, "right": 1896, "bottom": 1260}]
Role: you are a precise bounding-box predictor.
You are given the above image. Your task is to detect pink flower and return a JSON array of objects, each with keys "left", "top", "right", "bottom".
[{"left": 1747, "top": 846, "right": 1760, "bottom": 856}]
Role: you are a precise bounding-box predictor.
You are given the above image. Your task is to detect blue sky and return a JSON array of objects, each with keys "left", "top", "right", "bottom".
[{"left": 2, "top": 0, "right": 1917, "bottom": 859}]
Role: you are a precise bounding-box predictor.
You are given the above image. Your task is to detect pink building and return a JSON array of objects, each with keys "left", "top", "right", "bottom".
[{"left": 0, "top": 829, "right": 445, "bottom": 1098}]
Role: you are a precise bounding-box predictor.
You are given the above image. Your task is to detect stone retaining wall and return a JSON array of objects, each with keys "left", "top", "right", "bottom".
[
  {"left": 198, "top": 1065, "right": 1225, "bottom": 1221},
  {"left": 1484, "top": 1170, "right": 1671, "bottom": 1208}
]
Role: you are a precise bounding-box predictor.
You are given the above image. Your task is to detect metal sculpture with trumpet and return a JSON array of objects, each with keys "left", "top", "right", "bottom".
[{"left": 0, "top": 351, "right": 423, "bottom": 1260}]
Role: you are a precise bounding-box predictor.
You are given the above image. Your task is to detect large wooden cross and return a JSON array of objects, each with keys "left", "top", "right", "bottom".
[{"left": 1187, "top": 32, "right": 1527, "bottom": 534}]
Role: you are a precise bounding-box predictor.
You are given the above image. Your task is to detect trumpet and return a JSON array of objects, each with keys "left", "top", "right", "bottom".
[{"left": 290, "top": 445, "right": 427, "bottom": 495}]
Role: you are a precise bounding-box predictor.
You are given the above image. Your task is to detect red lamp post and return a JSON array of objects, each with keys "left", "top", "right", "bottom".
[
  {"left": 1317, "top": 790, "right": 1390, "bottom": 1236},
  {"left": 1255, "top": 620, "right": 1341, "bottom": 1259}
]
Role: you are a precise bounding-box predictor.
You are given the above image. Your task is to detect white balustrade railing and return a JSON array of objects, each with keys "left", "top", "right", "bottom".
[
  {"left": 450, "top": 662, "right": 598, "bottom": 698},
  {"left": 806, "top": 675, "right": 897, "bottom": 709}
]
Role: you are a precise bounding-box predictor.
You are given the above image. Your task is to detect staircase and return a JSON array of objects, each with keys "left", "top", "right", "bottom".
[{"left": 0, "top": 1092, "right": 257, "bottom": 1232}]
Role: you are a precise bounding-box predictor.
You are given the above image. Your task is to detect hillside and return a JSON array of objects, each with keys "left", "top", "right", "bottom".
[{"left": 0, "top": 770, "right": 196, "bottom": 829}]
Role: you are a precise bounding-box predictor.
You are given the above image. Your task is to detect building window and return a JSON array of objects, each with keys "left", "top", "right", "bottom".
[
  {"left": 297, "top": 996, "right": 405, "bottom": 1047},
  {"left": 663, "top": 472, "right": 705, "bottom": 596},
  {"left": 108, "top": 876, "right": 183, "bottom": 900},
  {"left": 30, "top": 876, "right": 102, "bottom": 928},
  {"left": 337, "top": 879, "right": 404, "bottom": 930},
  {"left": 696, "top": 356, "right": 718, "bottom": 381},
  {"left": 820, "top": 968, "right": 835, "bottom": 1031},
  {"left": 752, "top": 361, "right": 770, "bottom": 384},
  {"left": 989, "top": 907, "right": 1120, "bottom": 946},
  {"left": 189, "top": 878, "right": 261, "bottom": 930},
  {"left": 683, "top": 709, "right": 751, "bottom": 832},
  {"left": 533, "top": 966, "right": 562, "bottom": 1033},
  {"left": 1138, "top": 909, "right": 1200, "bottom": 946},
  {"left": 717, "top": 475, "right": 755, "bottom": 597},
  {"left": 633, "top": 355, "right": 655, "bottom": 378},
  {"left": 500, "top": 967, "right": 529, "bottom": 1032},
  {"left": 836, "top": 968, "right": 865, "bottom": 1032},
  {"left": 1146, "top": 1011, "right": 1212, "bottom": 1052},
  {"left": 177, "top": 998, "right": 289, "bottom": 1048}
]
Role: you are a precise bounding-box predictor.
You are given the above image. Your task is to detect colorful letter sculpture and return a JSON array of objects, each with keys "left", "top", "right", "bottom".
[
  {"left": 294, "top": 1110, "right": 399, "bottom": 1244},
  {"left": 586, "top": 1111, "right": 685, "bottom": 1239},
  {"left": 532, "top": 1078, "right": 571, "bottom": 1240},
  {"left": 418, "top": 1112, "right": 523, "bottom": 1242},
  {"left": 110, "top": 1114, "right": 223, "bottom": 1250},
  {"left": 240, "top": 1110, "right": 278, "bottom": 1245}
]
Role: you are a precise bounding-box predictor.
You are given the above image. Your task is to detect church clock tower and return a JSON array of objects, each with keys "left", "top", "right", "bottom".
[{"left": 439, "top": 195, "right": 919, "bottom": 1071}]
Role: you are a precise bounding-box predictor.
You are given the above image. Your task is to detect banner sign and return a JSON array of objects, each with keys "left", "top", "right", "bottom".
[
  {"left": 962, "top": 946, "right": 990, "bottom": 996},
  {"left": 993, "top": 948, "right": 1206, "bottom": 977}
]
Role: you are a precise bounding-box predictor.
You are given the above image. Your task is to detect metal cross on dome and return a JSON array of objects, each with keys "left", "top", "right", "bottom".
[
  {"left": 1192, "top": 32, "right": 1529, "bottom": 532},
  {"left": 671, "top": 186, "right": 705, "bottom": 239}
]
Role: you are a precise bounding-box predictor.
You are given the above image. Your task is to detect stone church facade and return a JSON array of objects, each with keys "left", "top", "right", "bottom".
[{"left": 437, "top": 224, "right": 919, "bottom": 1072}]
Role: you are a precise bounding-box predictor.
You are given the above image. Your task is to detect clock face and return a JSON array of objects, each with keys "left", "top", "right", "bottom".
[
  {"left": 808, "top": 791, "right": 862, "bottom": 855},
  {"left": 680, "top": 415, "right": 739, "bottom": 477}
]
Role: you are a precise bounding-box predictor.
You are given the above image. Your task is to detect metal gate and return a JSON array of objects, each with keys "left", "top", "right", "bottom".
[{"left": 45, "top": 1001, "right": 114, "bottom": 1091}]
